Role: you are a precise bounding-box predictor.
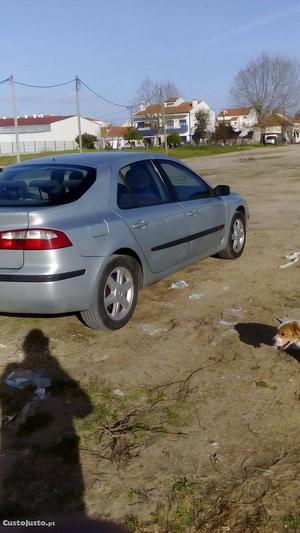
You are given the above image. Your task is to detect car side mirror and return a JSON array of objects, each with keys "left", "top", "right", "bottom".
[{"left": 213, "top": 185, "right": 230, "bottom": 196}]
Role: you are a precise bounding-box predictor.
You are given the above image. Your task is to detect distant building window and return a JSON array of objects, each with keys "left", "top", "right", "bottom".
[
  {"left": 179, "top": 119, "right": 186, "bottom": 126},
  {"left": 166, "top": 120, "right": 174, "bottom": 128},
  {"left": 137, "top": 122, "right": 144, "bottom": 128}
]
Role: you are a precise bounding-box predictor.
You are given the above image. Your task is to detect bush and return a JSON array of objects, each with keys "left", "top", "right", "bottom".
[
  {"left": 167, "top": 132, "right": 181, "bottom": 147},
  {"left": 75, "top": 132, "right": 98, "bottom": 150}
]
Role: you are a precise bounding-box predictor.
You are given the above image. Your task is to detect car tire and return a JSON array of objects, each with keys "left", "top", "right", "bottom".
[
  {"left": 80, "top": 255, "right": 140, "bottom": 330},
  {"left": 218, "top": 211, "right": 246, "bottom": 259}
]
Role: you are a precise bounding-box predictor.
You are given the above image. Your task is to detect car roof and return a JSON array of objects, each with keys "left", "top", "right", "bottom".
[{"left": 14, "top": 152, "right": 178, "bottom": 168}]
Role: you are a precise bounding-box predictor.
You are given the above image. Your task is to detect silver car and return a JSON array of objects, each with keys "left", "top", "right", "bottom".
[{"left": 0, "top": 153, "right": 248, "bottom": 329}]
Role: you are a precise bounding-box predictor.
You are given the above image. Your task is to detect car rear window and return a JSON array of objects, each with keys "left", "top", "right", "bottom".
[{"left": 0, "top": 164, "right": 96, "bottom": 206}]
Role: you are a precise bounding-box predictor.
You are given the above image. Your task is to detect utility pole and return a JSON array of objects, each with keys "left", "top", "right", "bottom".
[
  {"left": 160, "top": 86, "right": 168, "bottom": 154},
  {"left": 75, "top": 76, "right": 82, "bottom": 153},
  {"left": 10, "top": 75, "right": 20, "bottom": 163},
  {"left": 128, "top": 106, "right": 133, "bottom": 128}
]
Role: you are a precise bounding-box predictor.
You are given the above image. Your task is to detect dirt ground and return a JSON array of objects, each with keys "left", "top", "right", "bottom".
[{"left": 0, "top": 144, "right": 300, "bottom": 532}]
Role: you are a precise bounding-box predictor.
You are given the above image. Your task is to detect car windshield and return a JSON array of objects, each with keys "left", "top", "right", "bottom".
[{"left": 0, "top": 163, "right": 96, "bottom": 207}]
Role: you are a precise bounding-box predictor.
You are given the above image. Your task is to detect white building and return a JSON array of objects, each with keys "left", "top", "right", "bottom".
[
  {"left": 100, "top": 126, "right": 132, "bottom": 149},
  {"left": 217, "top": 107, "right": 257, "bottom": 131},
  {"left": 0, "top": 114, "right": 107, "bottom": 154},
  {"left": 134, "top": 97, "right": 215, "bottom": 144}
]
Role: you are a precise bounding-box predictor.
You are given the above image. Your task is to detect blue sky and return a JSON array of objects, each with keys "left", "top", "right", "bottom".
[{"left": 0, "top": 0, "right": 300, "bottom": 123}]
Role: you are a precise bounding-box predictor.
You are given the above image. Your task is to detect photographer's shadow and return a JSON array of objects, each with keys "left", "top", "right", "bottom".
[{"left": 0, "top": 328, "right": 92, "bottom": 520}]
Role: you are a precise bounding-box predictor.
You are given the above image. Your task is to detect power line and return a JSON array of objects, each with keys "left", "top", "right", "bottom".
[
  {"left": 100, "top": 109, "right": 130, "bottom": 119},
  {"left": 15, "top": 78, "right": 76, "bottom": 88},
  {"left": 79, "top": 79, "right": 130, "bottom": 108},
  {"left": 4, "top": 74, "right": 229, "bottom": 116}
]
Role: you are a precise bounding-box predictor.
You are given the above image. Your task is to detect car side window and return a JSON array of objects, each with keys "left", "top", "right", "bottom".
[
  {"left": 118, "top": 160, "right": 171, "bottom": 209},
  {"left": 156, "top": 160, "right": 210, "bottom": 201}
]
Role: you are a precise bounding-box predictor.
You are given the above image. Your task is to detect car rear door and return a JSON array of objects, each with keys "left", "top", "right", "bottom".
[
  {"left": 115, "top": 159, "right": 190, "bottom": 273},
  {"left": 155, "top": 160, "right": 227, "bottom": 257}
]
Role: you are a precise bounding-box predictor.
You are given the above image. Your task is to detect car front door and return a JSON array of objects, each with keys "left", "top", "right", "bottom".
[
  {"left": 115, "top": 159, "right": 190, "bottom": 273},
  {"left": 155, "top": 160, "right": 227, "bottom": 257}
]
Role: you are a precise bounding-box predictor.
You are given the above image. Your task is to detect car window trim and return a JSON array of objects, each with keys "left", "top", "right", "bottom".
[
  {"left": 153, "top": 159, "right": 213, "bottom": 202},
  {"left": 117, "top": 159, "right": 173, "bottom": 210}
]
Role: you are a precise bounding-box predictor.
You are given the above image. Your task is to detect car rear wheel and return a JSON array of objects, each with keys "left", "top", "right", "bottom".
[
  {"left": 80, "top": 255, "right": 140, "bottom": 330},
  {"left": 218, "top": 211, "right": 246, "bottom": 259}
]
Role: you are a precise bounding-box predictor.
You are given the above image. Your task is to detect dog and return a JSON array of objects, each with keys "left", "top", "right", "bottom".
[{"left": 273, "top": 320, "right": 300, "bottom": 351}]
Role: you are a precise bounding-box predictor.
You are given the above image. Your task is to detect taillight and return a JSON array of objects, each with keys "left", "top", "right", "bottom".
[{"left": 0, "top": 229, "right": 73, "bottom": 250}]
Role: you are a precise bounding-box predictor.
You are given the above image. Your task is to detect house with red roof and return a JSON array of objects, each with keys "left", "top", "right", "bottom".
[
  {"left": 100, "top": 125, "right": 144, "bottom": 149},
  {"left": 134, "top": 97, "right": 215, "bottom": 145},
  {"left": 0, "top": 114, "right": 107, "bottom": 154},
  {"left": 252, "top": 113, "right": 299, "bottom": 144},
  {"left": 217, "top": 107, "right": 257, "bottom": 131}
]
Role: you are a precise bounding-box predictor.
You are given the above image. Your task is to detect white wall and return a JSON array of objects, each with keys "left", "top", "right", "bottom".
[
  {"left": 0, "top": 116, "right": 100, "bottom": 143},
  {"left": 0, "top": 116, "right": 101, "bottom": 154}
]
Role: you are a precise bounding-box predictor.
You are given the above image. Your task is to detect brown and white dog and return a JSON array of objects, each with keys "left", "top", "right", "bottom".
[{"left": 273, "top": 320, "right": 300, "bottom": 351}]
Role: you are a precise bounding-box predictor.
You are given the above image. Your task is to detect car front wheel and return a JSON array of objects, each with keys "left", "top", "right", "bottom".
[
  {"left": 80, "top": 255, "right": 140, "bottom": 330},
  {"left": 218, "top": 211, "right": 246, "bottom": 259}
]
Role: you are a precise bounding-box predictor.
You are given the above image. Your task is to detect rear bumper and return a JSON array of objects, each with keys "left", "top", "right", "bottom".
[
  {"left": 0, "top": 261, "right": 104, "bottom": 314},
  {"left": 0, "top": 269, "right": 86, "bottom": 283}
]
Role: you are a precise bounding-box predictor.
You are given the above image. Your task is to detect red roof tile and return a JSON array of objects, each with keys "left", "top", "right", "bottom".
[
  {"left": 0, "top": 115, "right": 77, "bottom": 127},
  {"left": 101, "top": 126, "right": 129, "bottom": 138},
  {"left": 135, "top": 102, "right": 194, "bottom": 117},
  {"left": 218, "top": 107, "right": 252, "bottom": 118}
]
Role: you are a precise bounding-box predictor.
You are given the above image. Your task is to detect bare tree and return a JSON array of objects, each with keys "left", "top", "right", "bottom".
[
  {"left": 160, "top": 79, "right": 180, "bottom": 99},
  {"left": 230, "top": 53, "right": 300, "bottom": 123},
  {"left": 137, "top": 77, "right": 179, "bottom": 105}
]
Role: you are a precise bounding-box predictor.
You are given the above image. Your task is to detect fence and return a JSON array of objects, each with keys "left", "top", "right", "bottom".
[{"left": 0, "top": 140, "right": 77, "bottom": 155}]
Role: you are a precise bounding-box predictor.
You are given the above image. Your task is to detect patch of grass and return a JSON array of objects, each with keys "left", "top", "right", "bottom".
[
  {"left": 143, "top": 143, "right": 265, "bottom": 159},
  {"left": 174, "top": 502, "right": 195, "bottom": 530},
  {"left": 173, "top": 477, "right": 194, "bottom": 494},
  {"left": 282, "top": 293, "right": 300, "bottom": 307},
  {"left": 75, "top": 376, "right": 200, "bottom": 468},
  {"left": 0, "top": 149, "right": 95, "bottom": 167},
  {"left": 148, "top": 479, "right": 203, "bottom": 533},
  {"left": 0, "top": 144, "right": 267, "bottom": 168},
  {"left": 125, "top": 513, "right": 141, "bottom": 532},
  {"left": 283, "top": 511, "right": 300, "bottom": 530},
  {"left": 255, "top": 380, "right": 276, "bottom": 390}
]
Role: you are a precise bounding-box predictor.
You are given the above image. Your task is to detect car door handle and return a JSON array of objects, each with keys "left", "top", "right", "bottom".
[
  {"left": 132, "top": 220, "right": 148, "bottom": 229},
  {"left": 186, "top": 209, "right": 198, "bottom": 216}
]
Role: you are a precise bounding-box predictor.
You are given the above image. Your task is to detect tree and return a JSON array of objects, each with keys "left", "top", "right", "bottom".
[
  {"left": 137, "top": 77, "right": 179, "bottom": 105},
  {"left": 211, "top": 123, "right": 238, "bottom": 143},
  {"left": 167, "top": 132, "right": 181, "bottom": 147},
  {"left": 230, "top": 53, "right": 300, "bottom": 124},
  {"left": 124, "top": 127, "right": 140, "bottom": 141},
  {"left": 75, "top": 132, "right": 97, "bottom": 149},
  {"left": 192, "top": 110, "right": 210, "bottom": 144},
  {"left": 136, "top": 77, "right": 180, "bottom": 145}
]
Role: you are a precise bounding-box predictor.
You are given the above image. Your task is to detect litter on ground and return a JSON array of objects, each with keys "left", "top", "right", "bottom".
[
  {"left": 170, "top": 280, "right": 189, "bottom": 289},
  {"left": 229, "top": 307, "right": 243, "bottom": 315},
  {"left": 279, "top": 251, "right": 300, "bottom": 269},
  {"left": 142, "top": 324, "right": 169, "bottom": 336},
  {"left": 219, "top": 320, "right": 238, "bottom": 326},
  {"left": 112, "top": 388, "right": 125, "bottom": 398},
  {"left": 188, "top": 292, "right": 205, "bottom": 300},
  {"left": 5, "top": 368, "right": 51, "bottom": 399}
]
